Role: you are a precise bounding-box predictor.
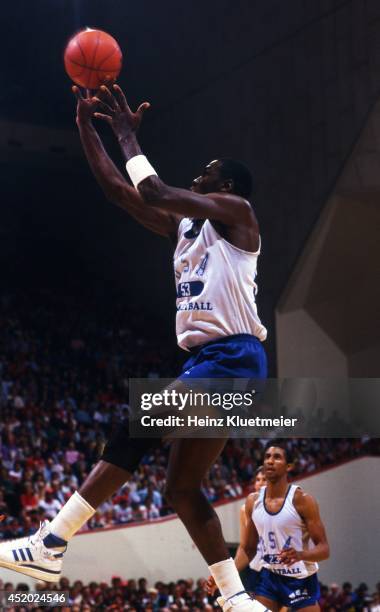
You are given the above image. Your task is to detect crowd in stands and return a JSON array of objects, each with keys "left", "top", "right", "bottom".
[
  {"left": 0, "top": 576, "right": 379, "bottom": 611},
  {"left": 1, "top": 291, "right": 380, "bottom": 540}
]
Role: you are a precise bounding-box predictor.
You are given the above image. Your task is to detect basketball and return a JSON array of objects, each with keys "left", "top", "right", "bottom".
[{"left": 64, "top": 28, "right": 122, "bottom": 90}]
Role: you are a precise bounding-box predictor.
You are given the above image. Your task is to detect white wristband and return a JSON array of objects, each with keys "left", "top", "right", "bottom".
[{"left": 126, "top": 155, "right": 158, "bottom": 188}]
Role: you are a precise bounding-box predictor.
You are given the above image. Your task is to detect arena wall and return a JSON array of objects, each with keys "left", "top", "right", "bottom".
[{"left": 2, "top": 456, "right": 378, "bottom": 589}]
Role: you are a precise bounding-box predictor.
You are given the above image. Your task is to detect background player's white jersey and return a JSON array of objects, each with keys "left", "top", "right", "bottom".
[
  {"left": 252, "top": 484, "right": 318, "bottom": 579},
  {"left": 249, "top": 550, "right": 263, "bottom": 572},
  {"left": 174, "top": 218, "right": 267, "bottom": 350}
]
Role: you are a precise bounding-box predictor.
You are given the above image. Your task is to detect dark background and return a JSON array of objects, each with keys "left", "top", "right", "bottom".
[{"left": 1, "top": 0, "right": 379, "bottom": 372}]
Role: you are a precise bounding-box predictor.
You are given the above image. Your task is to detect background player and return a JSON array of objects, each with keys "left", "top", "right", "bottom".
[
  {"left": 251, "top": 442, "right": 329, "bottom": 611},
  {"left": 0, "top": 85, "right": 268, "bottom": 612},
  {"left": 207, "top": 443, "right": 329, "bottom": 611}
]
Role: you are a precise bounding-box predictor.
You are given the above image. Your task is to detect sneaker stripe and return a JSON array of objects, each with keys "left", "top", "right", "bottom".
[
  {"left": 12, "top": 549, "right": 19, "bottom": 562},
  {"left": 26, "top": 548, "right": 34, "bottom": 562},
  {"left": 18, "top": 549, "right": 27, "bottom": 561},
  {"left": 19, "top": 563, "right": 61, "bottom": 575}
]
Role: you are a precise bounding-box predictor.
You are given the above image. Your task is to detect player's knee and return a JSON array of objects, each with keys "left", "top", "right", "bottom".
[
  {"left": 164, "top": 482, "right": 200, "bottom": 509},
  {"left": 164, "top": 482, "right": 181, "bottom": 507},
  {"left": 100, "top": 419, "right": 161, "bottom": 473}
]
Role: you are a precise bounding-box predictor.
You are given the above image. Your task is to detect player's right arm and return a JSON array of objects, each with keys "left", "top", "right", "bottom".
[
  {"left": 73, "top": 87, "right": 181, "bottom": 240},
  {"left": 237, "top": 493, "right": 259, "bottom": 570}
]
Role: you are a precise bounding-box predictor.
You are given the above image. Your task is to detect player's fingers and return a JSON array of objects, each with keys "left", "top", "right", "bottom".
[
  {"left": 137, "top": 102, "right": 151, "bottom": 117},
  {"left": 92, "top": 98, "right": 115, "bottom": 114},
  {"left": 72, "top": 86, "right": 83, "bottom": 101},
  {"left": 99, "top": 85, "right": 120, "bottom": 111},
  {"left": 284, "top": 556, "right": 295, "bottom": 564},
  {"left": 112, "top": 84, "right": 129, "bottom": 111},
  {"left": 93, "top": 112, "right": 113, "bottom": 125}
]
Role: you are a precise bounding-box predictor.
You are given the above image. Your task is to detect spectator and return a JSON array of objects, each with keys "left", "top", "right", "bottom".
[
  {"left": 20, "top": 482, "right": 39, "bottom": 511},
  {"left": 337, "top": 582, "right": 357, "bottom": 610},
  {"left": 146, "top": 496, "right": 160, "bottom": 520},
  {"left": 114, "top": 499, "right": 133, "bottom": 524},
  {"left": 355, "top": 583, "right": 371, "bottom": 611},
  {"left": 38, "top": 491, "right": 62, "bottom": 519},
  {"left": 371, "top": 593, "right": 380, "bottom": 612}
]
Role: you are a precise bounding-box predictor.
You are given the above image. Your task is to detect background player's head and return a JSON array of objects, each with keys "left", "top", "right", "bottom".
[
  {"left": 263, "top": 440, "right": 294, "bottom": 482},
  {"left": 191, "top": 159, "right": 253, "bottom": 199},
  {"left": 253, "top": 465, "right": 267, "bottom": 492}
]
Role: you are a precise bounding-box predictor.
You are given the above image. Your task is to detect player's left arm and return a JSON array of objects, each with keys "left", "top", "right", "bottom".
[
  {"left": 279, "top": 490, "right": 330, "bottom": 566},
  {"left": 94, "top": 85, "right": 253, "bottom": 225}
]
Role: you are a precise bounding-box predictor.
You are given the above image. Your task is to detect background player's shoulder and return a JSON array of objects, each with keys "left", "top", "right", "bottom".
[
  {"left": 245, "top": 490, "right": 260, "bottom": 513},
  {"left": 293, "top": 487, "right": 319, "bottom": 514}
]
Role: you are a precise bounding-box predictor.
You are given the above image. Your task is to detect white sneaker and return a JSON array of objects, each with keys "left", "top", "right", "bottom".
[
  {"left": 0, "top": 521, "right": 64, "bottom": 583},
  {"left": 217, "top": 592, "right": 269, "bottom": 611}
]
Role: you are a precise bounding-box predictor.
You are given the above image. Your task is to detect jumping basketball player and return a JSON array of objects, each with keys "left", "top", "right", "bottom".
[
  {"left": 208, "top": 442, "right": 329, "bottom": 611},
  {"left": 0, "top": 85, "right": 268, "bottom": 612}
]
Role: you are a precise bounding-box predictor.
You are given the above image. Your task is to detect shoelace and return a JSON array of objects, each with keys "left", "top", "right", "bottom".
[{"left": 28, "top": 521, "right": 48, "bottom": 547}]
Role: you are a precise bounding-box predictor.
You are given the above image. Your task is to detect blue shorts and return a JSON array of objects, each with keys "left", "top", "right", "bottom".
[
  {"left": 244, "top": 568, "right": 261, "bottom": 593},
  {"left": 180, "top": 334, "right": 267, "bottom": 379},
  {"left": 255, "top": 568, "right": 320, "bottom": 609}
]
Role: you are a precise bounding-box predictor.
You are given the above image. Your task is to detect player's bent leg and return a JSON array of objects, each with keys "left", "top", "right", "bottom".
[
  {"left": 0, "top": 421, "right": 159, "bottom": 582},
  {"left": 51, "top": 421, "right": 161, "bottom": 538},
  {"left": 293, "top": 606, "right": 320, "bottom": 612},
  {"left": 165, "top": 436, "right": 228, "bottom": 564},
  {"left": 78, "top": 460, "right": 132, "bottom": 508},
  {"left": 0, "top": 460, "right": 129, "bottom": 583}
]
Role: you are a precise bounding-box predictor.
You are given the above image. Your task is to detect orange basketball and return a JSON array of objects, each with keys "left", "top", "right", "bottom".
[{"left": 64, "top": 28, "right": 122, "bottom": 89}]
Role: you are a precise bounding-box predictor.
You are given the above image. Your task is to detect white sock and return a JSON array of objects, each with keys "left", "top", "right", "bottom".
[
  {"left": 49, "top": 492, "right": 95, "bottom": 541},
  {"left": 208, "top": 557, "right": 246, "bottom": 601}
]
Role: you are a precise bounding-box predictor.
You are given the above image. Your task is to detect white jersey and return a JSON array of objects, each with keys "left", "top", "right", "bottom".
[
  {"left": 174, "top": 218, "right": 267, "bottom": 350},
  {"left": 249, "top": 549, "right": 263, "bottom": 572},
  {"left": 252, "top": 484, "right": 318, "bottom": 579}
]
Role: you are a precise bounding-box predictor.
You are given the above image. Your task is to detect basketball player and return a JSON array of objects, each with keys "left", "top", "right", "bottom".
[
  {"left": 0, "top": 85, "right": 268, "bottom": 612},
  {"left": 208, "top": 443, "right": 329, "bottom": 611}
]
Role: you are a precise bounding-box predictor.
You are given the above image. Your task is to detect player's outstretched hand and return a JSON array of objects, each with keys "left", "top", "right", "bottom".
[
  {"left": 72, "top": 86, "right": 102, "bottom": 126},
  {"left": 278, "top": 547, "right": 302, "bottom": 566},
  {"left": 93, "top": 84, "right": 150, "bottom": 138},
  {"left": 205, "top": 575, "right": 218, "bottom": 596}
]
